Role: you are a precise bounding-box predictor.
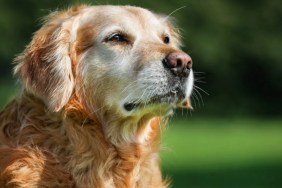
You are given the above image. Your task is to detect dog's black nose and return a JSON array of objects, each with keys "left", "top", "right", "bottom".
[{"left": 162, "top": 52, "right": 192, "bottom": 78}]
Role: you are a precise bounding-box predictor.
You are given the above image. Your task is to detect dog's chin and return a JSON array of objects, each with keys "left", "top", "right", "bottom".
[{"left": 122, "top": 91, "right": 186, "bottom": 116}]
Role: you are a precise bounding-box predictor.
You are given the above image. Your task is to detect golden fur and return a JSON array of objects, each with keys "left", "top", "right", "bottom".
[{"left": 0, "top": 5, "right": 193, "bottom": 187}]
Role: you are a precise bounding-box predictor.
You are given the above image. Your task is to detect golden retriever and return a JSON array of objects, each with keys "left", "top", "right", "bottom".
[{"left": 0, "top": 5, "right": 193, "bottom": 188}]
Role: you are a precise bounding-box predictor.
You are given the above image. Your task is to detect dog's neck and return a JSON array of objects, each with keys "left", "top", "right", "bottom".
[
  {"left": 65, "top": 94, "right": 163, "bottom": 150},
  {"left": 63, "top": 95, "right": 165, "bottom": 187}
]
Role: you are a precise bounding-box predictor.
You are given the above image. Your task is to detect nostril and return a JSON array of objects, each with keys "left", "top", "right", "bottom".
[
  {"left": 176, "top": 59, "right": 182, "bottom": 67},
  {"left": 187, "top": 60, "right": 193, "bottom": 69},
  {"left": 162, "top": 58, "right": 167, "bottom": 64},
  {"left": 162, "top": 57, "right": 169, "bottom": 68}
]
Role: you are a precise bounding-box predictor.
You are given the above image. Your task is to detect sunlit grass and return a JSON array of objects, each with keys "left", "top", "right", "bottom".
[
  {"left": 162, "top": 118, "right": 282, "bottom": 170},
  {"left": 161, "top": 118, "right": 282, "bottom": 188}
]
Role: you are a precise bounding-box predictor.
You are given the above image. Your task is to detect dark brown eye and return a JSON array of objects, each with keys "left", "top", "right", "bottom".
[
  {"left": 108, "top": 33, "right": 128, "bottom": 43},
  {"left": 164, "top": 36, "right": 170, "bottom": 44}
]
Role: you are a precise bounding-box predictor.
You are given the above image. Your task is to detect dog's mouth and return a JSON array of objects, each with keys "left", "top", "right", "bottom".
[{"left": 123, "top": 87, "right": 186, "bottom": 112}]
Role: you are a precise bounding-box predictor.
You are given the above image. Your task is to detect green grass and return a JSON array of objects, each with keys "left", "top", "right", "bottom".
[{"left": 161, "top": 118, "right": 282, "bottom": 188}]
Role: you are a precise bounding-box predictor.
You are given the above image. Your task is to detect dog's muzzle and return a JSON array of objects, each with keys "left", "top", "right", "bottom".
[{"left": 123, "top": 52, "right": 193, "bottom": 112}]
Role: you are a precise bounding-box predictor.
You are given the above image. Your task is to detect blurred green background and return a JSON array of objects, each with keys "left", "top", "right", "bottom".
[{"left": 0, "top": 0, "right": 282, "bottom": 187}]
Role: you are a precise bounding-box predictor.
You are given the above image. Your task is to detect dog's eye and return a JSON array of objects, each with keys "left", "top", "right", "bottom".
[
  {"left": 108, "top": 33, "right": 128, "bottom": 43},
  {"left": 164, "top": 36, "right": 170, "bottom": 44}
]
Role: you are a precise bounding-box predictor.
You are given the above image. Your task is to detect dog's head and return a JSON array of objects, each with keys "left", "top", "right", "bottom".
[{"left": 15, "top": 5, "right": 194, "bottom": 119}]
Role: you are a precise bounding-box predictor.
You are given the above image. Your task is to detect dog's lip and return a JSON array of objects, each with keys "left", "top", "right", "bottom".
[{"left": 123, "top": 89, "right": 185, "bottom": 111}]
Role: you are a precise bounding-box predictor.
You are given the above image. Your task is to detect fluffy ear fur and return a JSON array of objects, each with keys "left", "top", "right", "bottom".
[{"left": 14, "top": 11, "right": 76, "bottom": 112}]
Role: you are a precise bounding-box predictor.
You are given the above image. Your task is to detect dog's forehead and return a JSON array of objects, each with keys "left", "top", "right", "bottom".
[{"left": 84, "top": 6, "right": 167, "bottom": 33}]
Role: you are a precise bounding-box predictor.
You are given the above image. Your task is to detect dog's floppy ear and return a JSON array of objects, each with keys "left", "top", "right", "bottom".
[{"left": 14, "top": 11, "right": 76, "bottom": 112}]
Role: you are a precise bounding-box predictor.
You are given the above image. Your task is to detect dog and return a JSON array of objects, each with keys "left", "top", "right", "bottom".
[{"left": 0, "top": 5, "right": 194, "bottom": 188}]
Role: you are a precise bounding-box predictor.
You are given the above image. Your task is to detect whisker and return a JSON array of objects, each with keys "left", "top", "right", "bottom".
[
  {"left": 194, "top": 80, "right": 206, "bottom": 84},
  {"left": 189, "top": 108, "right": 193, "bottom": 117},
  {"left": 163, "top": 6, "right": 187, "bottom": 21},
  {"left": 194, "top": 77, "right": 206, "bottom": 82},
  {"left": 191, "top": 92, "right": 200, "bottom": 108},
  {"left": 193, "top": 87, "right": 204, "bottom": 106},
  {"left": 193, "top": 71, "right": 206, "bottom": 74},
  {"left": 145, "top": 87, "right": 158, "bottom": 104},
  {"left": 134, "top": 88, "right": 149, "bottom": 104},
  {"left": 194, "top": 85, "right": 210, "bottom": 96},
  {"left": 122, "top": 87, "right": 142, "bottom": 103},
  {"left": 121, "top": 80, "right": 141, "bottom": 94}
]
